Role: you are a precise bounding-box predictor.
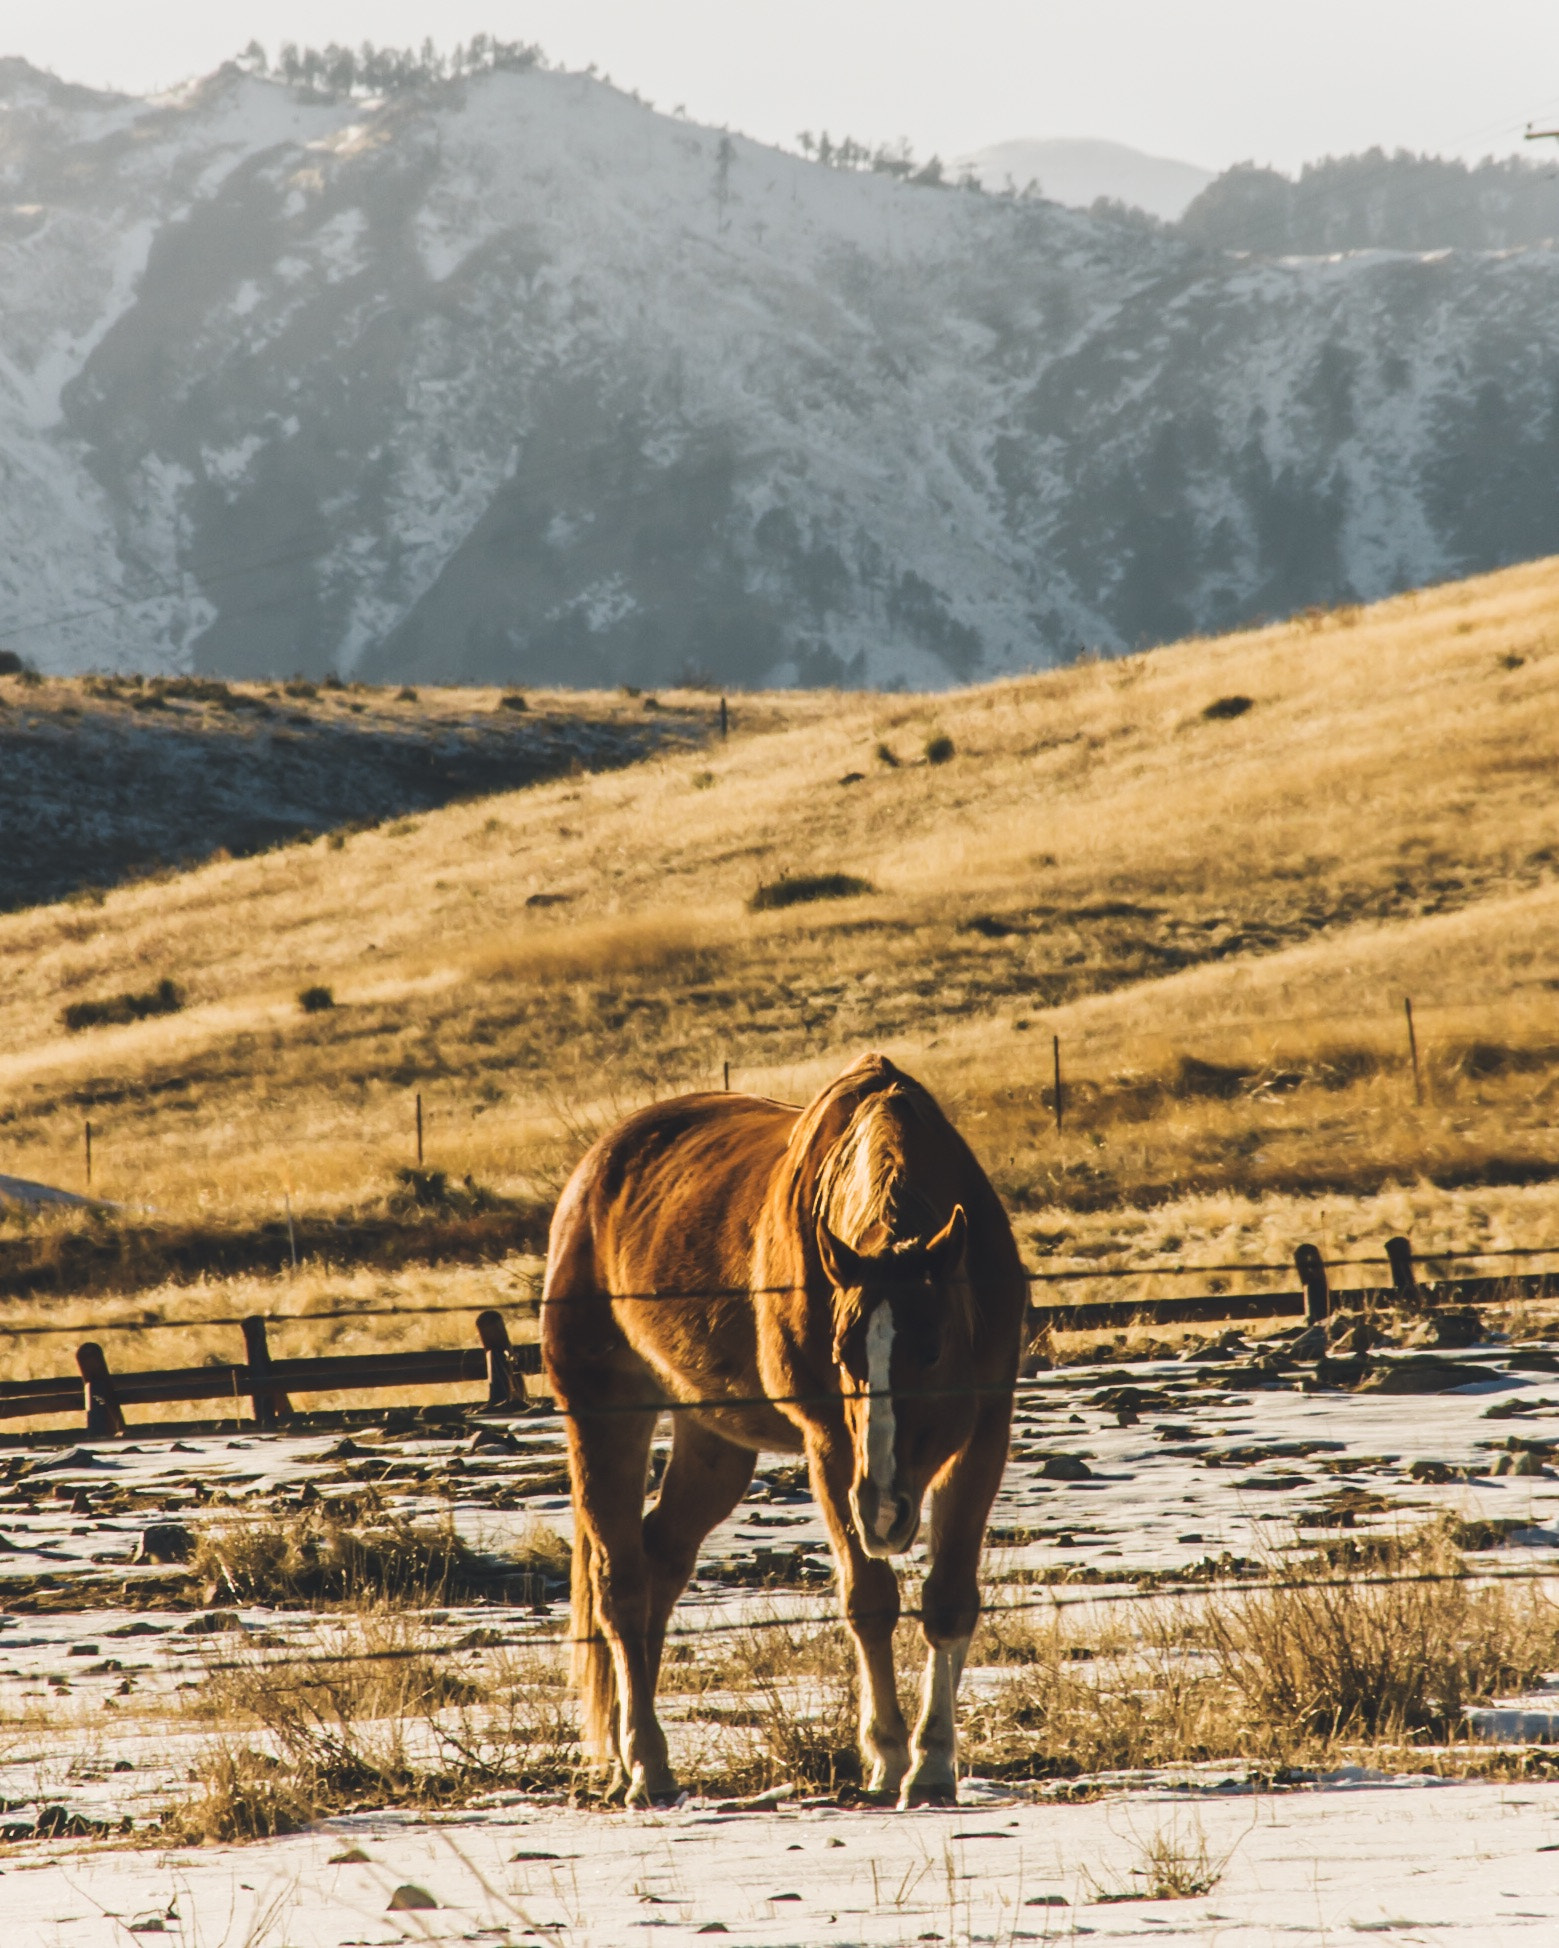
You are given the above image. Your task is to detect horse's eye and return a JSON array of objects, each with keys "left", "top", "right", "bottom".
[
  {"left": 833, "top": 1327, "right": 868, "bottom": 1381},
  {"left": 915, "top": 1326, "right": 942, "bottom": 1367}
]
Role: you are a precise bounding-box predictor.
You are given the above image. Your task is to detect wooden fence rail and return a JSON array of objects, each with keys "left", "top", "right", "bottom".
[{"left": 0, "top": 1307, "right": 542, "bottom": 1436}]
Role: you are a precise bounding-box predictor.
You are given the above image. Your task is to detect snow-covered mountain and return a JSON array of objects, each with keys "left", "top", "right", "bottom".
[
  {"left": 4, "top": 57, "right": 1559, "bottom": 689},
  {"left": 952, "top": 137, "right": 1213, "bottom": 220}
]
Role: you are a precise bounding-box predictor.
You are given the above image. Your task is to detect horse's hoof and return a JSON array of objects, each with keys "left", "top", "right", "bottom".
[
  {"left": 899, "top": 1778, "right": 958, "bottom": 1809},
  {"left": 624, "top": 1767, "right": 679, "bottom": 1809}
]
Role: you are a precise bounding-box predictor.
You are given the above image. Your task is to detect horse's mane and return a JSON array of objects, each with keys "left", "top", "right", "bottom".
[
  {"left": 787, "top": 1054, "right": 943, "bottom": 1245},
  {"left": 766, "top": 1053, "right": 986, "bottom": 1334},
  {"left": 816, "top": 1088, "right": 940, "bottom": 1250}
]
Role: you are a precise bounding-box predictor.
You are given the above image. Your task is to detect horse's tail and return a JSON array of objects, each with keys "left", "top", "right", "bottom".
[{"left": 570, "top": 1519, "right": 617, "bottom": 1760}]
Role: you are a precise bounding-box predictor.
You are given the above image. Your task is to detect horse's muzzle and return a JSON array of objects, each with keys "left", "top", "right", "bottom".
[{"left": 851, "top": 1478, "right": 920, "bottom": 1557}]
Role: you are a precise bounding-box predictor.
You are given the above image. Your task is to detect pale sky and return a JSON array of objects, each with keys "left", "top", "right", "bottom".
[{"left": 5, "top": 0, "right": 1559, "bottom": 174}]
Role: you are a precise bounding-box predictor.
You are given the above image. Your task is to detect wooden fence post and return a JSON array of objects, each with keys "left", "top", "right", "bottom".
[
  {"left": 476, "top": 1310, "right": 527, "bottom": 1410},
  {"left": 719, "top": 696, "right": 728, "bottom": 739},
  {"left": 84, "top": 1120, "right": 92, "bottom": 1191},
  {"left": 723, "top": 1060, "right": 730, "bottom": 1092},
  {"left": 241, "top": 1315, "right": 292, "bottom": 1430},
  {"left": 75, "top": 1343, "right": 125, "bottom": 1438},
  {"left": 416, "top": 1092, "right": 424, "bottom": 1166},
  {"left": 1384, "top": 1235, "right": 1427, "bottom": 1311},
  {"left": 1404, "top": 997, "right": 1423, "bottom": 1106},
  {"left": 1294, "top": 1243, "right": 1330, "bottom": 1325}
]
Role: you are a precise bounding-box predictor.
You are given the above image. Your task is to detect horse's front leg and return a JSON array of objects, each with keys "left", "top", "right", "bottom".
[
  {"left": 808, "top": 1437, "right": 910, "bottom": 1797},
  {"left": 904, "top": 1399, "right": 1011, "bottom": 1807}
]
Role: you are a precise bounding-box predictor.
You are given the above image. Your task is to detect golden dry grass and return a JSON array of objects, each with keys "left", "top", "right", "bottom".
[{"left": 3, "top": 557, "right": 1559, "bottom": 1292}]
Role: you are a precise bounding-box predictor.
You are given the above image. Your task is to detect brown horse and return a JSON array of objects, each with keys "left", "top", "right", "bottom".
[{"left": 542, "top": 1052, "right": 1027, "bottom": 1807}]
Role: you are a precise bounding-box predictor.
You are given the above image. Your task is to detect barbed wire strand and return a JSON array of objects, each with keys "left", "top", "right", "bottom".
[
  {"left": 181, "top": 1561, "right": 1559, "bottom": 1670},
  {"left": 3, "top": 1241, "right": 1559, "bottom": 1340}
]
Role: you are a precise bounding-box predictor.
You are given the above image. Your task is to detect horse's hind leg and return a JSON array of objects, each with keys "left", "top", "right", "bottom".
[
  {"left": 566, "top": 1397, "right": 672, "bottom": 1805},
  {"left": 642, "top": 1418, "right": 756, "bottom": 1681}
]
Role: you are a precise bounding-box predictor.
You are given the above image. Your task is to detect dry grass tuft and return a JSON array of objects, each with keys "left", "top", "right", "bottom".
[
  {"left": 189, "top": 1510, "right": 488, "bottom": 1608},
  {"left": 693, "top": 1619, "right": 862, "bottom": 1790},
  {"left": 168, "top": 1619, "right": 580, "bottom": 1841},
  {"left": 1207, "top": 1530, "right": 1559, "bottom": 1743},
  {"left": 967, "top": 1607, "right": 1234, "bottom": 1777},
  {"left": 167, "top": 1744, "right": 319, "bottom": 1842},
  {"left": 1089, "top": 1814, "right": 1233, "bottom": 1902}
]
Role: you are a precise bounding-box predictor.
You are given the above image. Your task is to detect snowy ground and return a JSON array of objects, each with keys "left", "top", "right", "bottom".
[
  {"left": 9, "top": 1774, "right": 1559, "bottom": 1945},
  {"left": 5, "top": 1333, "right": 1559, "bottom": 1939},
  {"left": 7, "top": 1334, "right": 1559, "bottom": 1608}
]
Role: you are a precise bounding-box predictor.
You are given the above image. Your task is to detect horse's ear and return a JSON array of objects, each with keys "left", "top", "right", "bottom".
[
  {"left": 817, "top": 1220, "right": 868, "bottom": 1291},
  {"left": 926, "top": 1204, "right": 967, "bottom": 1278}
]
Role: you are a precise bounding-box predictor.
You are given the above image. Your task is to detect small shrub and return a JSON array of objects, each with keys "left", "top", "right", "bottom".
[
  {"left": 283, "top": 677, "right": 318, "bottom": 700},
  {"left": 397, "top": 685, "right": 419, "bottom": 702},
  {"left": 925, "top": 732, "right": 955, "bottom": 764},
  {"left": 498, "top": 692, "right": 528, "bottom": 711},
  {"left": 0, "top": 649, "right": 30, "bottom": 676},
  {"left": 1170, "top": 1055, "right": 1257, "bottom": 1101},
  {"left": 691, "top": 770, "right": 716, "bottom": 790},
  {"left": 161, "top": 676, "right": 233, "bottom": 704},
  {"left": 61, "top": 976, "right": 184, "bottom": 1034},
  {"left": 298, "top": 984, "right": 335, "bottom": 1013},
  {"left": 389, "top": 1166, "right": 502, "bottom": 1215},
  {"left": 322, "top": 672, "right": 346, "bottom": 691},
  {"left": 1202, "top": 695, "right": 1253, "bottom": 720},
  {"left": 749, "top": 873, "right": 874, "bottom": 911},
  {"left": 875, "top": 741, "right": 900, "bottom": 767}
]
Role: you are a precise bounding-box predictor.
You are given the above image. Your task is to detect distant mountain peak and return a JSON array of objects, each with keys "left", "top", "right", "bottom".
[{"left": 951, "top": 136, "right": 1214, "bottom": 219}]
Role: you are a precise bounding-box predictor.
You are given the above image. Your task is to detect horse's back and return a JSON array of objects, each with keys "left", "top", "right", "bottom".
[
  {"left": 543, "top": 1092, "right": 800, "bottom": 1412},
  {"left": 550, "top": 1091, "right": 796, "bottom": 1276}
]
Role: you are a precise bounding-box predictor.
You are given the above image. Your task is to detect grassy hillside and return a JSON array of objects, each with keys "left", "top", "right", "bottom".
[
  {"left": 4, "top": 557, "right": 1559, "bottom": 1326},
  {"left": 0, "top": 670, "right": 707, "bottom": 912}
]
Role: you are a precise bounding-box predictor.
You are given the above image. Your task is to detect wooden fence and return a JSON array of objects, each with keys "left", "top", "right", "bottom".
[
  {"left": 2, "top": 1236, "right": 1557, "bottom": 1438},
  {"left": 1025, "top": 1235, "right": 1559, "bottom": 1334},
  {"left": 0, "top": 1308, "right": 541, "bottom": 1437}
]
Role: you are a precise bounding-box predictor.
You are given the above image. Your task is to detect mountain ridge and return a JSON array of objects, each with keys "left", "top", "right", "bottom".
[{"left": 3, "top": 60, "right": 1559, "bottom": 688}]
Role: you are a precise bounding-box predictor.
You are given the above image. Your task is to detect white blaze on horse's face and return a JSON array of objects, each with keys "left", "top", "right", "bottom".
[
  {"left": 819, "top": 1206, "right": 968, "bottom": 1561},
  {"left": 864, "top": 1302, "right": 899, "bottom": 1543}
]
